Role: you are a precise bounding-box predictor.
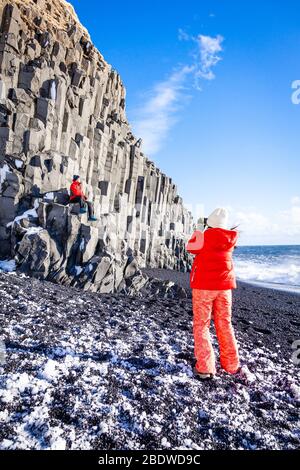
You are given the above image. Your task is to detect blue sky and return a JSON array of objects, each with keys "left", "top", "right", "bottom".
[{"left": 69, "top": 0, "right": 300, "bottom": 245}]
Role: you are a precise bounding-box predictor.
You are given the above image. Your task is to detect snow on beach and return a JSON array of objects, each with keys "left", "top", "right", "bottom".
[
  {"left": 0, "top": 272, "right": 299, "bottom": 450},
  {"left": 0, "top": 260, "right": 16, "bottom": 273}
]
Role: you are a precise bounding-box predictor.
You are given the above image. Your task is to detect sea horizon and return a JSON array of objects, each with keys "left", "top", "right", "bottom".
[{"left": 237, "top": 244, "right": 300, "bottom": 247}]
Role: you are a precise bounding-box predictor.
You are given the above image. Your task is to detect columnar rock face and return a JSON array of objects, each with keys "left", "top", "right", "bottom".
[{"left": 0, "top": 0, "right": 194, "bottom": 293}]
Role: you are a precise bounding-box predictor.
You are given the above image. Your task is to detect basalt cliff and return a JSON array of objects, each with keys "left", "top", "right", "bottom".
[{"left": 0, "top": 0, "right": 193, "bottom": 294}]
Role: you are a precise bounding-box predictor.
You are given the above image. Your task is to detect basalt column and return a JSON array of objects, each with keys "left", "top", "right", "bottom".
[{"left": 0, "top": 0, "right": 194, "bottom": 293}]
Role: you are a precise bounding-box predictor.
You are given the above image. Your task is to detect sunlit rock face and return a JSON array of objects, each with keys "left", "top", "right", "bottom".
[{"left": 0, "top": 0, "right": 193, "bottom": 293}]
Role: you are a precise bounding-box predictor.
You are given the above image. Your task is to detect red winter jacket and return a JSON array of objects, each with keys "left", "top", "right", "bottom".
[
  {"left": 189, "top": 228, "right": 238, "bottom": 290},
  {"left": 70, "top": 181, "right": 85, "bottom": 201}
]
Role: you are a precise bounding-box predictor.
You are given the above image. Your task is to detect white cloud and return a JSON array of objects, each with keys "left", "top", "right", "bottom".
[
  {"left": 179, "top": 31, "right": 224, "bottom": 87},
  {"left": 132, "top": 33, "right": 224, "bottom": 155},
  {"left": 195, "top": 34, "right": 224, "bottom": 83},
  {"left": 132, "top": 65, "right": 194, "bottom": 154},
  {"left": 291, "top": 196, "right": 300, "bottom": 206},
  {"left": 178, "top": 28, "right": 190, "bottom": 42},
  {"left": 233, "top": 210, "right": 270, "bottom": 231},
  {"left": 291, "top": 205, "right": 300, "bottom": 225},
  {"left": 227, "top": 200, "right": 300, "bottom": 245},
  {"left": 280, "top": 198, "right": 300, "bottom": 230}
]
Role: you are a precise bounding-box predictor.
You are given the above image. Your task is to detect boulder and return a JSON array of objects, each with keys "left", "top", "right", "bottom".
[{"left": 16, "top": 229, "right": 51, "bottom": 279}]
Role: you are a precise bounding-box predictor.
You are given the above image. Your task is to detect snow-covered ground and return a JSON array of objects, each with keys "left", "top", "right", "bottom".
[
  {"left": 0, "top": 260, "right": 16, "bottom": 273},
  {"left": 0, "top": 272, "right": 299, "bottom": 450}
]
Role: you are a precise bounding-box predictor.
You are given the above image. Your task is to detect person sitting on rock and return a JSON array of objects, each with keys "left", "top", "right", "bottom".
[
  {"left": 187, "top": 208, "right": 240, "bottom": 380},
  {"left": 69, "top": 175, "right": 97, "bottom": 221}
]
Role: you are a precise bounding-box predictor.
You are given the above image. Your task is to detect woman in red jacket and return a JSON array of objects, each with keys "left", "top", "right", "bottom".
[{"left": 187, "top": 208, "right": 240, "bottom": 380}]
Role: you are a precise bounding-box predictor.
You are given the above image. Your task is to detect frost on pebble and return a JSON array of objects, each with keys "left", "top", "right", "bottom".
[
  {"left": 0, "top": 260, "right": 16, "bottom": 273},
  {"left": 50, "top": 428, "right": 66, "bottom": 450},
  {"left": 41, "top": 360, "right": 60, "bottom": 381},
  {"left": 290, "top": 383, "right": 300, "bottom": 401},
  {"left": 99, "top": 422, "right": 109, "bottom": 434},
  {"left": 161, "top": 437, "right": 171, "bottom": 448},
  {"left": 240, "top": 365, "right": 256, "bottom": 383}
]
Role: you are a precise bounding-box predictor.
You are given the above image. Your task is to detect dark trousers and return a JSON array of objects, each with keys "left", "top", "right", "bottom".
[{"left": 70, "top": 196, "right": 94, "bottom": 218}]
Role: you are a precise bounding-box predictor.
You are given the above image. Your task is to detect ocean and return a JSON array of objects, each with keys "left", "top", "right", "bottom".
[{"left": 233, "top": 245, "right": 300, "bottom": 293}]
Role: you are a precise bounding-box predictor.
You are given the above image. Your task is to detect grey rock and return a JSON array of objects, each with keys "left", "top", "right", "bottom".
[
  {"left": 18, "top": 64, "right": 35, "bottom": 90},
  {"left": 0, "top": 0, "right": 194, "bottom": 295},
  {"left": 1, "top": 4, "right": 20, "bottom": 36},
  {"left": 124, "top": 258, "right": 138, "bottom": 278},
  {"left": 16, "top": 229, "right": 51, "bottom": 279},
  {"left": 71, "top": 68, "right": 84, "bottom": 87},
  {"left": 35, "top": 97, "right": 49, "bottom": 125}
]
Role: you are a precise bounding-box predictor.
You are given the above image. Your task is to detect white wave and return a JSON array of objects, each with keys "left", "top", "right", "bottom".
[{"left": 234, "top": 258, "right": 300, "bottom": 287}]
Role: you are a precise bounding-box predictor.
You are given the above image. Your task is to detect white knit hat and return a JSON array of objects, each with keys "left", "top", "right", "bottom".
[{"left": 207, "top": 208, "right": 229, "bottom": 229}]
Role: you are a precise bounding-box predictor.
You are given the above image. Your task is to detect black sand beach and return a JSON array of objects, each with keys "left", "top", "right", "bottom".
[
  {"left": 0, "top": 270, "right": 299, "bottom": 450},
  {"left": 143, "top": 268, "right": 300, "bottom": 360}
]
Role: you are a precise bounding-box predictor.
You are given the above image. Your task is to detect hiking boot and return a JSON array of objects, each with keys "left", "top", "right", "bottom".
[
  {"left": 88, "top": 216, "right": 97, "bottom": 222},
  {"left": 193, "top": 367, "right": 214, "bottom": 380},
  {"left": 80, "top": 208, "right": 87, "bottom": 214}
]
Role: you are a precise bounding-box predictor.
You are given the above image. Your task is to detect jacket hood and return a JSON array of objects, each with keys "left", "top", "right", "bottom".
[{"left": 204, "top": 228, "right": 238, "bottom": 251}]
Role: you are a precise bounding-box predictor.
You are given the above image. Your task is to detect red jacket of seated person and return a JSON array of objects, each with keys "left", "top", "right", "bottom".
[{"left": 70, "top": 177, "right": 86, "bottom": 201}]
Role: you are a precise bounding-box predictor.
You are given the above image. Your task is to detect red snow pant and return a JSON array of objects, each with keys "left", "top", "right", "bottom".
[{"left": 192, "top": 289, "right": 240, "bottom": 375}]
